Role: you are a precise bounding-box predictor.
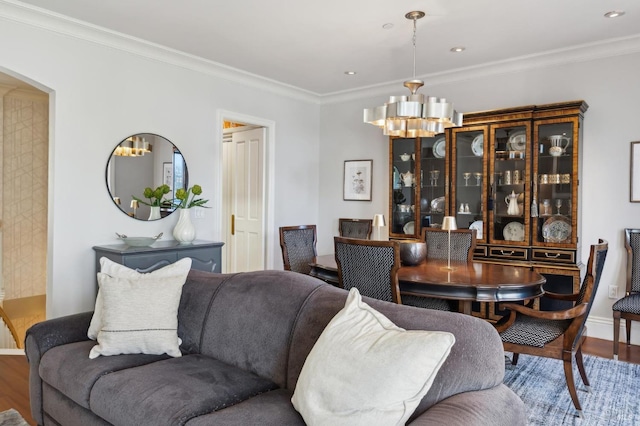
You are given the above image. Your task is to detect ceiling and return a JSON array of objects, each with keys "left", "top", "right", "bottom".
[{"left": 10, "top": 0, "right": 640, "bottom": 95}]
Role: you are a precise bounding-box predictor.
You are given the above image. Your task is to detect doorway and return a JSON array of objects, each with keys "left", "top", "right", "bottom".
[
  {"left": 219, "top": 111, "right": 275, "bottom": 273},
  {"left": 0, "top": 71, "right": 49, "bottom": 352}
]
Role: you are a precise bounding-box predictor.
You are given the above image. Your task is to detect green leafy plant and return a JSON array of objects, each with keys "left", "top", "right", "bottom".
[
  {"left": 133, "top": 184, "right": 171, "bottom": 207},
  {"left": 174, "top": 184, "right": 209, "bottom": 209}
]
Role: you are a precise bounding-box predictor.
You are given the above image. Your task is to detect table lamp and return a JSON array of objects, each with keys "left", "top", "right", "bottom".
[
  {"left": 130, "top": 199, "right": 139, "bottom": 218},
  {"left": 372, "top": 214, "right": 386, "bottom": 240},
  {"left": 441, "top": 216, "right": 458, "bottom": 271}
]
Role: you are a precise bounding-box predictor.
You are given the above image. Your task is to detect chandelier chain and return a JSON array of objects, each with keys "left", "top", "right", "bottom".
[{"left": 412, "top": 16, "right": 417, "bottom": 79}]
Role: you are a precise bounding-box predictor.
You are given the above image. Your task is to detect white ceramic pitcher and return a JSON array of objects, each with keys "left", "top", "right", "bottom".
[
  {"left": 505, "top": 191, "right": 520, "bottom": 216},
  {"left": 548, "top": 135, "right": 571, "bottom": 156}
]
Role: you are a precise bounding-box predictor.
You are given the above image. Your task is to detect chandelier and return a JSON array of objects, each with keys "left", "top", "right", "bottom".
[{"left": 364, "top": 11, "right": 463, "bottom": 137}]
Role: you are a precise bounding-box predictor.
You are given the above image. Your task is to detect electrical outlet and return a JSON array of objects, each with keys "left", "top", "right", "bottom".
[
  {"left": 194, "top": 208, "right": 204, "bottom": 219},
  {"left": 608, "top": 285, "right": 618, "bottom": 299}
]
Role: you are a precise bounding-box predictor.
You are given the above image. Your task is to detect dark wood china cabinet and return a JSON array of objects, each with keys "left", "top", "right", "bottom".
[{"left": 389, "top": 100, "right": 588, "bottom": 319}]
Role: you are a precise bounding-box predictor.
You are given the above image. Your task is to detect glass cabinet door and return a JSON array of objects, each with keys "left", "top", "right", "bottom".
[
  {"left": 451, "top": 126, "right": 487, "bottom": 243},
  {"left": 419, "top": 134, "right": 447, "bottom": 232},
  {"left": 390, "top": 138, "right": 418, "bottom": 237},
  {"left": 532, "top": 118, "right": 578, "bottom": 247},
  {"left": 489, "top": 122, "right": 531, "bottom": 245}
]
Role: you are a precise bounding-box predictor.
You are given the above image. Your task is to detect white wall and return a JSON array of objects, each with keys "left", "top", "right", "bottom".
[
  {"left": 319, "top": 40, "right": 640, "bottom": 343},
  {"left": 2, "top": 3, "right": 639, "bottom": 344},
  {"left": 0, "top": 5, "right": 320, "bottom": 318}
]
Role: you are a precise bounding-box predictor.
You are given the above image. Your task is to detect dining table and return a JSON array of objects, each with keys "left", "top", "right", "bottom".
[{"left": 308, "top": 254, "right": 546, "bottom": 315}]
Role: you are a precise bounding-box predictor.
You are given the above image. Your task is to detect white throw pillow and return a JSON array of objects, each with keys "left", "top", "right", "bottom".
[
  {"left": 88, "top": 257, "right": 192, "bottom": 340},
  {"left": 88, "top": 272, "right": 186, "bottom": 359},
  {"left": 291, "top": 288, "right": 455, "bottom": 426}
]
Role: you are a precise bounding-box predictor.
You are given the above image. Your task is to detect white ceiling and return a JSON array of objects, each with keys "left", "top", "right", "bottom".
[{"left": 10, "top": 0, "right": 640, "bottom": 95}]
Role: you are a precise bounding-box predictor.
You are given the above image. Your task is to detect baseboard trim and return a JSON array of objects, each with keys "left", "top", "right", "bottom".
[
  {"left": 586, "top": 315, "right": 640, "bottom": 345},
  {"left": 0, "top": 348, "right": 25, "bottom": 355}
]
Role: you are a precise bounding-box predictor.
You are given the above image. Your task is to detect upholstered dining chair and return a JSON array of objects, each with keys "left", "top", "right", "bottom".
[
  {"left": 0, "top": 305, "right": 21, "bottom": 349},
  {"left": 334, "top": 237, "right": 401, "bottom": 304},
  {"left": 401, "top": 227, "right": 478, "bottom": 312},
  {"left": 613, "top": 228, "right": 640, "bottom": 360},
  {"left": 496, "top": 239, "right": 608, "bottom": 417},
  {"left": 279, "top": 225, "right": 317, "bottom": 275},
  {"left": 338, "top": 218, "right": 373, "bottom": 240},
  {"left": 422, "top": 227, "right": 477, "bottom": 262}
]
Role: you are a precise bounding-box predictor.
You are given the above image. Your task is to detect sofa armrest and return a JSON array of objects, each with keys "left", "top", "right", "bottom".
[
  {"left": 25, "top": 312, "right": 93, "bottom": 361},
  {"left": 408, "top": 385, "right": 526, "bottom": 426},
  {"left": 25, "top": 311, "right": 93, "bottom": 425}
]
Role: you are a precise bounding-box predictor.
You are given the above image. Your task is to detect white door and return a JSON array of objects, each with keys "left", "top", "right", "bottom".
[{"left": 223, "top": 128, "right": 266, "bottom": 272}]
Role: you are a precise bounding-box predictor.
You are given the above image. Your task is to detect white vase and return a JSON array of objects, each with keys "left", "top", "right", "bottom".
[
  {"left": 173, "top": 208, "right": 196, "bottom": 244},
  {"left": 148, "top": 206, "right": 161, "bottom": 221}
]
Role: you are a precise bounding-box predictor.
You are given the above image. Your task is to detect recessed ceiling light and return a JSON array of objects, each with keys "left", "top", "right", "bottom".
[
  {"left": 450, "top": 47, "right": 465, "bottom": 53},
  {"left": 382, "top": 23, "right": 394, "bottom": 30},
  {"left": 604, "top": 10, "right": 625, "bottom": 18},
  {"left": 344, "top": 71, "right": 356, "bottom": 75}
]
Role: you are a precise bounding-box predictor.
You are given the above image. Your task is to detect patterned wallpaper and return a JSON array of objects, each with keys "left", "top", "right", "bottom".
[{"left": 2, "top": 90, "right": 48, "bottom": 300}]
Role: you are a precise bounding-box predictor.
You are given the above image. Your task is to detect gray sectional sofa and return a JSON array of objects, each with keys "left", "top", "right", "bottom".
[{"left": 26, "top": 269, "right": 525, "bottom": 425}]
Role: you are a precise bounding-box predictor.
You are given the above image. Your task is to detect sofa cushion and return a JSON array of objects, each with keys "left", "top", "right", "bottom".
[
  {"left": 89, "top": 257, "right": 192, "bottom": 340},
  {"left": 184, "top": 389, "right": 305, "bottom": 426},
  {"left": 89, "top": 272, "right": 186, "bottom": 358},
  {"left": 291, "top": 288, "right": 455, "bottom": 426},
  {"left": 39, "top": 340, "right": 169, "bottom": 410},
  {"left": 89, "top": 354, "right": 278, "bottom": 426}
]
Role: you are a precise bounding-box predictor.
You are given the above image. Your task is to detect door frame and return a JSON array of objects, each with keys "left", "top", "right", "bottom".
[{"left": 217, "top": 110, "right": 276, "bottom": 271}]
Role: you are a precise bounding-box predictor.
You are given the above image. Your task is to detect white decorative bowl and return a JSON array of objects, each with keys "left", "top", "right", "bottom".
[{"left": 116, "top": 232, "right": 163, "bottom": 247}]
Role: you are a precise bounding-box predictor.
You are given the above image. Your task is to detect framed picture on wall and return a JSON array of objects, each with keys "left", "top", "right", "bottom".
[
  {"left": 163, "top": 162, "right": 173, "bottom": 190},
  {"left": 631, "top": 142, "right": 640, "bottom": 202},
  {"left": 343, "top": 159, "right": 372, "bottom": 201}
]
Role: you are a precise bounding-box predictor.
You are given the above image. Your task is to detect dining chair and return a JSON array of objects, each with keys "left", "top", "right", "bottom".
[
  {"left": 279, "top": 225, "right": 317, "bottom": 275},
  {"left": 496, "top": 239, "right": 608, "bottom": 417},
  {"left": 613, "top": 228, "right": 640, "bottom": 360},
  {"left": 334, "top": 237, "right": 401, "bottom": 304},
  {"left": 338, "top": 218, "right": 373, "bottom": 239},
  {"left": 422, "top": 227, "right": 477, "bottom": 262},
  {"left": 400, "top": 227, "right": 478, "bottom": 311},
  {"left": 0, "top": 305, "right": 21, "bottom": 349}
]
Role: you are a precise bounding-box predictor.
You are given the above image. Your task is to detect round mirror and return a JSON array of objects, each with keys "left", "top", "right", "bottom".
[{"left": 106, "top": 133, "right": 188, "bottom": 220}]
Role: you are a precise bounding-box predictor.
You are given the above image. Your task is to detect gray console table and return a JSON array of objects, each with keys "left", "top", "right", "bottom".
[{"left": 92, "top": 240, "right": 224, "bottom": 274}]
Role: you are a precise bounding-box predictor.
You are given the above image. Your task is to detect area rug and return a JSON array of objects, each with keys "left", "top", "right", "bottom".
[
  {"left": 503, "top": 354, "right": 640, "bottom": 425},
  {"left": 0, "top": 409, "right": 29, "bottom": 426}
]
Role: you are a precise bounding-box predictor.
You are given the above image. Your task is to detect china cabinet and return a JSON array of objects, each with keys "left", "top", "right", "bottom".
[
  {"left": 388, "top": 100, "right": 588, "bottom": 319},
  {"left": 389, "top": 136, "right": 447, "bottom": 239}
]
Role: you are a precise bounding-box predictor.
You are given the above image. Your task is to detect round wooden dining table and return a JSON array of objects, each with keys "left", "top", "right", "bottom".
[{"left": 309, "top": 254, "right": 546, "bottom": 315}]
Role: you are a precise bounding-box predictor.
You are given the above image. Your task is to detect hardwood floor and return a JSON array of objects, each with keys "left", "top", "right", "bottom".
[
  {"left": 0, "top": 355, "right": 35, "bottom": 425},
  {"left": 1, "top": 337, "right": 638, "bottom": 426}
]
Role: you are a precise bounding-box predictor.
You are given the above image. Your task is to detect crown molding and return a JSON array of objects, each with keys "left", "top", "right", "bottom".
[
  {"left": 3, "top": 1, "right": 640, "bottom": 107},
  {"left": 322, "top": 34, "right": 640, "bottom": 105},
  {"left": 0, "top": 0, "right": 321, "bottom": 104}
]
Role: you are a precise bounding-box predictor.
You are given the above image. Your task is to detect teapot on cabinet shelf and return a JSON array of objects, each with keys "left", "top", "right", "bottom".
[{"left": 400, "top": 171, "right": 414, "bottom": 187}]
